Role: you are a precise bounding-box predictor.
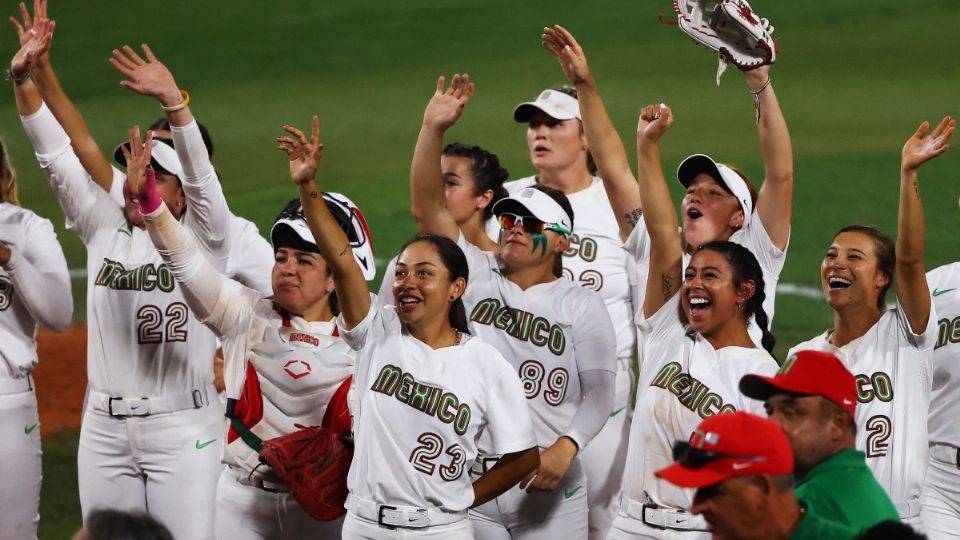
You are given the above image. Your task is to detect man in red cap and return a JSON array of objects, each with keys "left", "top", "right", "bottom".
[
  {"left": 739, "top": 350, "right": 899, "bottom": 533},
  {"left": 655, "top": 412, "right": 854, "bottom": 539}
]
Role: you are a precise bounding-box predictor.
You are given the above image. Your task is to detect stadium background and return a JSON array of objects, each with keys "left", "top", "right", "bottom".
[{"left": 0, "top": 0, "right": 957, "bottom": 536}]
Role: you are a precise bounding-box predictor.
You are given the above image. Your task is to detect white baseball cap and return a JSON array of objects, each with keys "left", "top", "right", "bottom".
[
  {"left": 491, "top": 187, "right": 573, "bottom": 236},
  {"left": 513, "top": 89, "right": 581, "bottom": 123},
  {"left": 270, "top": 192, "right": 377, "bottom": 281},
  {"left": 677, "top": 154, "right": 753, "bottom": 216},
  {"left": 113, "top": 138, "right": 185, "bottom": 180}
]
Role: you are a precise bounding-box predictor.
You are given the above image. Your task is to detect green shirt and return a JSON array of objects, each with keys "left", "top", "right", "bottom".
[
  {"left": 796, "top": 448, "right": 899, "bottom": 533},
  {"left": 790, "top": 503, "right": 856, "bottom": 540}
]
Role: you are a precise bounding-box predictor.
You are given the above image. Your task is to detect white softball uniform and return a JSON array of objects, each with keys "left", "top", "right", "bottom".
[
  {"left": 21, "top": 103, "right": 229, "bottom": 539},
  {"left": 339, "top": 293, "right": 536, "bottom": 539},
  {"left": 608, "top": 294, "right": 778, "bottom": 540},
  {"left": 788, "top": 303, "right": 937, "bottom": 525},
  {"left": 141, "top": 203, "right": 352, "bottom": 539},
  {"left": 0, "top": 202, "right": 71, "bottom": 540},
  {"left": 488, "top": 176, "right": 637, "bottom": 540},
  {"left": 624, "top": 206, "right": 787, "bottom": 345},
  {"left": 922, "top": 264, "right": 960, "bottom": 539},
  {"left": 456, "top": 234, "right": 617, "bottom": 540}
]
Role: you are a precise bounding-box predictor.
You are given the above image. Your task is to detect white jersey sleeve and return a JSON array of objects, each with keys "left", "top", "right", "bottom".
[
  {"left": 223, "top": 215, "right": 274, "bottom": 296},
  {"left": 20, "top": 103, "right": 123, "bottom": 242},
  {"left": 927, "top": 264, "right": 960, "bottom": 447},
  {"left": 478, "top": 354, "right": 538, "bottom": 456},
  {"left": 171, "top": 120, "right": 230, "bottom": 267},
  {"left": 0, "top": 204, "right": 72, "bottom": 378}
]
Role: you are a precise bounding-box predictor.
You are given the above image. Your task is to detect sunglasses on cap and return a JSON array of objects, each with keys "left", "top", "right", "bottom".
[
  {"left": 276, "top": 198, "right": 368, "bottom": 248},
  {"left": 671, "top": 441, "right": 768, "bottom": 469},
  {"left": 498, "top": 213, "right": 569, "bottom": 236}
]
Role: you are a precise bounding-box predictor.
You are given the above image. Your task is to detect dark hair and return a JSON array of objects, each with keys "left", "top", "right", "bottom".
[
  {"left": 695, "top": 241, "right": 776, "bottom": 354},
  {"left": 148, "top": 117, "right": 215, "bottom": 157},
  {"left": 442, "top": 142, "right": 509, "bottom": 220},
  {"left": 854, "top": 520, "right": 928, "bottom": 540},
  {"left": 84, "top": 508, "right": 174, "bottom": 540},
  {"left": 833, "top": 225, "right": 895, "bottom": 311},
  {"left": 530, "top": 184, "right": 574, "bottom": 278},
  {"left": 818, "top": 396, "right": 857, "bottom": 436},
  {"left": 549, "top": 85, "right": 598, "bottom": 176},
  {"left": 398, "top": 234, "right": 471, "bottom": 334}
]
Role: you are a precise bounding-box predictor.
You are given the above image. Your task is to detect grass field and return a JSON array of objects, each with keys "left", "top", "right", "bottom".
[{"left": 0, "top": 0, "right": 957, "bottom": 537}]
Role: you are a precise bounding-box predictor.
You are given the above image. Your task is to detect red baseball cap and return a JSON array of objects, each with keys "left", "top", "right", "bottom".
[
  {"left": 655, "top": 412, "right": 793, "bottom": 488},
  {"left": 739, "top": 350, "right": 857, "bottom": 416}
]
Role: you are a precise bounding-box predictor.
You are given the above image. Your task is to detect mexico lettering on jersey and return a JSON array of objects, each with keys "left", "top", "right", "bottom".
[
  {"left": 458, "top": 235, "right": 617, "bottom": 449},
  {"left": 491, "top": 177, "right": 636, "bottom": 365},
  {"left": 788, "top": 304, "right": 936, "bottom": 512},
  {"left": 223, "top": 298, "right": 354, "bottom": 477},
  {"left": 340, "top": 298, "right": 535, "bottom": 513},
  {"left": 623, "top": 294, "right": 777, "bottom": 510},
  {"left": 927, "top": 264, "right": 960, "bottom": 449}
]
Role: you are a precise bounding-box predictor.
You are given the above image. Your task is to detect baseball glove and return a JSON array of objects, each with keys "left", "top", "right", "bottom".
[
  {"left": 259, "top": 424, "right": 352, "bottom": 521},
  {"left": 673, "top": 0, "right": 776, "bottom": 84},
  {"left": 257, "top": 376, "right": 354, "bottom": 521}
]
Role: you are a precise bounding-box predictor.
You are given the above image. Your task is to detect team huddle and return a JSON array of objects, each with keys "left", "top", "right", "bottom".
[{"left": 1, "top": 0, "right": 958, "bottom": 539}]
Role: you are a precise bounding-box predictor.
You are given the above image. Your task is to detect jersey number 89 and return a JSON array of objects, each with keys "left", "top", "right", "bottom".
[{"left": 519, "top": 360, "right": 569, "bottom": 406}]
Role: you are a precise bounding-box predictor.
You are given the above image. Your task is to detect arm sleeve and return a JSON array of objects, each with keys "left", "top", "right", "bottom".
[
  {"left": 563, "top": 368, "right": 616, "bottom": 451},
  {"left": 2, "top": 217, "right": 72, "bottom": 331},
  {"left": 20, "top": 103, "right": 119, "bottom": 241},
  {"left": 172, "top": 120, "right": 230, "bottom": 264},
  {"left": 480, "top": 358, "right": 538, "bottom": 455},
  {"left": 142, "top": 203, "right": 255, "bottom": 338}
]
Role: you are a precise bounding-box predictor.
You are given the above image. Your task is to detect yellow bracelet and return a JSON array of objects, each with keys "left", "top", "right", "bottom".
[{"left": 161, "top": 89, "right": 190, "bottom": 112}]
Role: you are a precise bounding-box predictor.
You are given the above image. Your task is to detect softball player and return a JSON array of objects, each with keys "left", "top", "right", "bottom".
[
  {"left": 412, "top": 76, "right": 617, "bottom": 540},
  {"left": 0, "top": 140, "right": 72, "bottom": 540},
  {"left": 607, "top": 104, "right": 778, "bottom": 539},
  {"left": 788, "top": 117, "right": 954, "bottom": 528},
  {"left": 482, "top": 34, "right": 639, "bottom": 535},
  {"left": 122, "top": 126, "right": 375, "bottom": 538},
  {"left": 12, "top": 32, "right": 232, "bottom": 538},
  {"left": 924, "top": 259, "right": 960, "bottom": 539},
  {"left": 284, "top": 116, "right": 540, "bottom": 539}
]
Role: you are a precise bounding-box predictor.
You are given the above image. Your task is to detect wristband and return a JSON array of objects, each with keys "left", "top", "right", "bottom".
[
  {"left": 137, "top": 169, "right": 164, "bottom": 215},
  {"left": 750, "top": 77, "right": 771, "bottom": 125},
  {"left": 161, "top": 89, "right": 190, "bottom": 112}
]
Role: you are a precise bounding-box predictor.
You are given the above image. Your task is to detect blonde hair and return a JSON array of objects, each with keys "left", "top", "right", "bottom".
[{"left": 0, "top": 140, "right": 20, "bottom": 206}]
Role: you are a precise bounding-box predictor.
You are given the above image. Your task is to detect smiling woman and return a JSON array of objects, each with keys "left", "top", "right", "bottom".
[{"left": 788, "top": 116, "right": 955, "bottom": 528}]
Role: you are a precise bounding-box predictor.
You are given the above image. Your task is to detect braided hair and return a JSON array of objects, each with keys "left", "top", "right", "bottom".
[{"left": 697, "top": 241, "right": 776, "bottom": 354}]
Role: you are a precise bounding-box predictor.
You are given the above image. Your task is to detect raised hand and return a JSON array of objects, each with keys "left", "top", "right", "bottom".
[
  {"left": 422, "top": 74, "right": 474, "bottom": 132},
  {"left": 637, "top": 103, "right": 674, "bottom": 143},
  {"left": 277, "top": 116, "right": 323, "bottom": 186},
  {"left": 902, "top": 116, "right": 955, "bottom": 172},
  {"left": 541, "top": 25, "right": 592, "bottom": 86},
  {"left": 109, "top": 44, "right": 182, "bottom": 108},
  {"left": 8, "top": 16, "right": 53, "bottom": 80},
  {"left": 119, "top": 125, "right": 153, "bottom": 199},
  {"left": 9, "top": 0, "right": 47, "bottom": 47}
]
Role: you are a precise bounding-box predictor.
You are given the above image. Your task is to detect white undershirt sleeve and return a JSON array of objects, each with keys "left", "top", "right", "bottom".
[
  {"left": 172, "top": 120, "right": 229, "bottom": 264},
  {"left": 563, "top": 368, "right": 615, "bottom": 451},
  {"left": 142, "top": 203, "right": 250, "bottom": 337},
  {"left": 1, "top": 217, "right": 72, "bottom": 332}
]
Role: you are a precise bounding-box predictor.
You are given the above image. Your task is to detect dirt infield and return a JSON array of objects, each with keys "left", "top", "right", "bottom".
[{"left": 35, "top": 325, "right": 87, "bottom": 434}]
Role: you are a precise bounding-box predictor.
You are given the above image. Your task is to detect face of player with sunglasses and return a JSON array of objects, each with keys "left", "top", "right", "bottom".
[{"left": 497, "top": 212, "right": 569, "bottom": 273}]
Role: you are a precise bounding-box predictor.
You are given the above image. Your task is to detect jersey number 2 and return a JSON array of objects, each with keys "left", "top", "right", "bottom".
[
  {"left": 865, "top": 415, "right": 891, "bottom": 458},
  {"left": 136, "top": 303, "right": 189, "bottom": 345}
]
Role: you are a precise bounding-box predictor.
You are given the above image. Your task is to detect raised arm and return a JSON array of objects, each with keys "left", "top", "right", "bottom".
[
  {"left": 281, "top": 117, "right": 370, "bottom": 329},
  {"left": 111, "top": 44, "right": 228, "bottom": 247},
  {"left": 897, "top": 116, "right": 954, "bottom": 333},
  {"left": 9, "top": 0, "right": 117, "bottom": 191},
  {"left": 637, "top": 104, "right": 683, "bottom": 318},
  {"left": 542, "top": 25, "right": 642, "bottom": 240},
  {"left": 410, "top": 74, "right": 473, "bottom": 240},
  {"left": 746, "top": 66, "right": 793, "bottom": 251}
]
